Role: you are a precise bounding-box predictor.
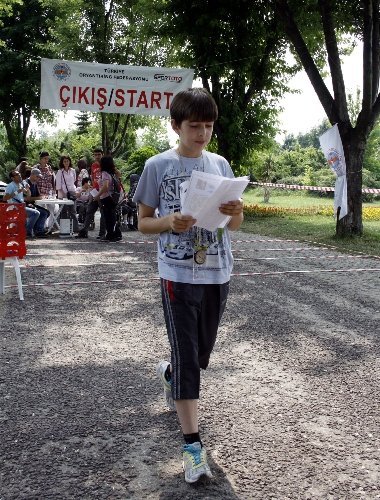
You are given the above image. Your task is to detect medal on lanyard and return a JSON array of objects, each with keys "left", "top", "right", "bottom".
[
  {"left": 194, "top": 248, "right": 207, "bottom": 264},
  {"left": 193, "top": 227, "right": 208, "bottom": 265}
]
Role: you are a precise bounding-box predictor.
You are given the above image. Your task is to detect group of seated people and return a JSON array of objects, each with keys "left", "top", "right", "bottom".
[
  {"left": 2, "top": 148, "right": 139, "bottom": 241},
  {"left": 3, "top": 168, "right": 50, "bottom": 238}
]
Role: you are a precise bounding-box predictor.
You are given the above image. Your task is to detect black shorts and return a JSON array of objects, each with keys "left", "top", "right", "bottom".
[{"left": 160, "top": 279, "right": 229, "bottom": 400}]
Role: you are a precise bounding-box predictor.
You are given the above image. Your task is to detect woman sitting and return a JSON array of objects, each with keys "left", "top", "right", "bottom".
[{"left": 75, "top": 177, "right": 92, "bottom": 223}]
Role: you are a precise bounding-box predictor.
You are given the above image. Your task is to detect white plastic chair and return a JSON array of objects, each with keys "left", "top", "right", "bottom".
[{"left": 0, "top": 256, "right": 24, "bottom": 300}]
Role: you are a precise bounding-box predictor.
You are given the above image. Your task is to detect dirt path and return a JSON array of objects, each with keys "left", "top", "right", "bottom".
[{"left": 1, "top": 231, "right": 379, "bottom": 499}]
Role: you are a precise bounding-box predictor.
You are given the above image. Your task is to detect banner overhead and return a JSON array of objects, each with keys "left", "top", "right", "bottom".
[
  {"left": 40, "top": 58, "right": 194, "bottom": 116},
  {"left": 319, "top": 124, "right": 348, "bottom": 220}
]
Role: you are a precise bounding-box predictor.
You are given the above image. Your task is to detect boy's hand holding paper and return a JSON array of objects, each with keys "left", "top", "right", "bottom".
[{"left": 219, "top": 199, "right": 244, "bottom": 216}]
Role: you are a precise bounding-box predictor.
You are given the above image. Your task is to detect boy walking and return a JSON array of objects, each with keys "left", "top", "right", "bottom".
[{"left": 133, "top": 88, "right": 243, "bottom": 483}]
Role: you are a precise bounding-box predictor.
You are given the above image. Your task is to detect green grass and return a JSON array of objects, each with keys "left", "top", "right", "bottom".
[{"left": 241, "top": 190, "right": 380, "bottom": 257}]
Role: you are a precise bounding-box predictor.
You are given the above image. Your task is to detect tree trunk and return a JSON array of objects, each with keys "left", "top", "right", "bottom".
[
  {"left": 112, "top": 114, "right": 132, "bottom": 157},
  {"left": 101, "top": 114, "right": 110, "bottom": 154},
  {"left": 337, "top": 127, "right": 365, "bottom": 236},
  {"left": 213, "top": 122, "right": 232, "bottom": 164},
  {"left": 100, "top": 113, "right": 133, "bottom": 156}
]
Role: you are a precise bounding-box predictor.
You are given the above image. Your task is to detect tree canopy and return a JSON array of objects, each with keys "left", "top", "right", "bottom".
[
  {"left": 0, "top": 0, "right": 58, "bottom": 158},
  {"left": 160, "top": 0, "right": 295, "bottom": 166}
]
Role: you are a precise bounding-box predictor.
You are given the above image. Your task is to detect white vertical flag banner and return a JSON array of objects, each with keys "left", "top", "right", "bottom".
[
  {"left": 40, "top": 58, "right": 194, "bottom": 117},
  {"left": 319, "top": 124, "right": 348, "bottom": 219}
]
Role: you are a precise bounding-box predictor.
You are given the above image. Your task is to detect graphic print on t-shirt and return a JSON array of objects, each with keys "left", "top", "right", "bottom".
[{"left": 158, "top": 160, "right": 221, "bottom": 262}]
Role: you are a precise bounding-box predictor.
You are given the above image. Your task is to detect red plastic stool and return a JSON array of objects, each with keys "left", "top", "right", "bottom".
[{"left": 0, "top": 203, "right": 27, "bottom": 300}]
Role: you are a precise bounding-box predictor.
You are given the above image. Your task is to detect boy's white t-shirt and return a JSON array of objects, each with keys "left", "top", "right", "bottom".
[{"left": 133, "top": 148, "right": 235, "bottom": 284}]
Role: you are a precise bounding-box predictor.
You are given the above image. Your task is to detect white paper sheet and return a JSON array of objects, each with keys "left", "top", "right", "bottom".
[{"left": 180, "top": 171, "right": 249, "bottom": 231}]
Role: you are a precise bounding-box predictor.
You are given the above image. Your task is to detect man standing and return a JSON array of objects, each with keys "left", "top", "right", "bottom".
[
  {"left": 34, "top": 151, "right": 56, "bottom": 232},
  {"left": 90, "top": 148, "right": 103, "bottom": 192},
  {"left": 35, "top": 151, "right": 55, "bottom": 196}
]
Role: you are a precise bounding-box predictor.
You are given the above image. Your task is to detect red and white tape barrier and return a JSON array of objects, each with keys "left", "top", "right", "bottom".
[{"left": 249, "top": 181, "right": 380, "bottom": 194}]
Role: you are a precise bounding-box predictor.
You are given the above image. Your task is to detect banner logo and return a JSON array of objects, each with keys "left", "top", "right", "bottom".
[
  {"left": 53, "top": 63, "right": 71, "bottom": 81},
  {"left": 154, "top": 74, "right": 182, "bottom": 83}
]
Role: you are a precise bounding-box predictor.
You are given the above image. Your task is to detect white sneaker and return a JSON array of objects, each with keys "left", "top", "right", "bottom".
[
  {"left": 182, "top": 442, "right": 213, "bottom": 483},
  {"left": 156, "top": 360, "right": 175, "bottom": 411}
]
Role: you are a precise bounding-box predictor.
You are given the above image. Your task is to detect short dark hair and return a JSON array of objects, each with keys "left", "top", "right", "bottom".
[
  {"left": 170, "top": 88, "right": 218, "bottom": 125},
  {"left": 9, "top": 169, "right": 20, "bottom": 180},
  {"left": 82, "top": 177, "right": 90, "bottom": 186},
  {"left": 93, "top": 147, "right": 103, "bottom": 154},
  {"left": 100, "top": 155, "right": 116, "bottom": 174},
  {"left": 39, "top": 151, "right": 49, "bottom": 159}
]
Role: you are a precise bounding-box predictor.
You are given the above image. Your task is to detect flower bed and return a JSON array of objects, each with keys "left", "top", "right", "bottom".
[{"left": 244, "top": 204, "right": 380, "bottom": 221}]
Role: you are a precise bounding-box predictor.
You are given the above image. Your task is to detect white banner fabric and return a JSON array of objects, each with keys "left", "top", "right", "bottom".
[
  {"left": 40, "top": 58, "right": 194, "bottom": 117},
  {"left": 319, "top": 124, "right": 348, "bottom": 219}
]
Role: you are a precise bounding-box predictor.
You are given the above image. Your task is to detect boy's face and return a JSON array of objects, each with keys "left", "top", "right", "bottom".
[{"left": 171, "top": 119, "right": 214, "bottom": 158}]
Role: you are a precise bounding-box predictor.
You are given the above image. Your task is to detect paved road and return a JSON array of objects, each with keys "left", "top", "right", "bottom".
[{"left": 1, "top": 231, "right": 379, "bottom": 499}]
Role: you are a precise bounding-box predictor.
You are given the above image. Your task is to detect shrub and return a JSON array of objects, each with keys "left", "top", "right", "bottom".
[{"left": 124, "top": 146, "right": 158, "bottom": 180}]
